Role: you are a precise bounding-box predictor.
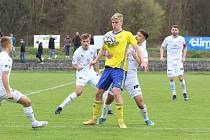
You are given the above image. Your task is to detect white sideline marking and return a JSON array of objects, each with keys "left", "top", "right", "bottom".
[
  {"left": 0, "top": 124, "right": 210, "bottom": 131},
  {"left": 26, "top": 82, "right": 76, "bottom": 96},
  {"left": 0, "top": 82, "right": 75, "bottom": 104}
]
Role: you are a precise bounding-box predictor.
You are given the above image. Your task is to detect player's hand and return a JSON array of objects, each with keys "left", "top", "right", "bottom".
[
  {"left": 160, "top": 57, "right": 165, "bottom": 62},
  {"left": 182, "top": 57, "right": 185, "bottom": 63},
  {"left": 141, "top": 62, "right": 148, "bottom": 72},
  {"left": 105, "top": 52, "right": 113, "bottom": 59},
  {"left": 89, "top": 59, "right": 97, "bottom": 68},
  {"left": 6, "top": 92, "right": 13, "bottom": 100},
  {"left": 77, "top": 65, "right": 83, "bottom": 71}
]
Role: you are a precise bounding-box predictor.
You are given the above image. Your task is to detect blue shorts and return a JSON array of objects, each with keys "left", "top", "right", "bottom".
[{"left": 97, "top": 66, "right": 126, "bottom": 91}]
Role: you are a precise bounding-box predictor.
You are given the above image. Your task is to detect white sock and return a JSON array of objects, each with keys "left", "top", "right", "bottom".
[
  {"left": 102, "top": 91, "right": 109, "bottom": 101},
  {"left": 59, "top": 92, "right": 77, "bottom": 108},
  {"left": 169, "top": 80, "right": 176, "bottom": 95},
  {"left": 140, "top": 105, "right": 149, "bottom": 121},
  {"left": 23, "top": 106, "right": 37, "bottom": 124},
  {"left": 100, "top": 104, "right": 111, "bottom": 119},
  {"left": 180, "top": 79, "right": 187, "bottom": 93}
]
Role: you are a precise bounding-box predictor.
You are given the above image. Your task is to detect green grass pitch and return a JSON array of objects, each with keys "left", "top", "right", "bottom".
[{"left": 0, "top": 71, "right": 210, "bottom": 140}]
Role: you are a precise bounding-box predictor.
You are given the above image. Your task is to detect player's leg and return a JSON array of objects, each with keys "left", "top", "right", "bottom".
[
  {"left": 8, "top": 89, "right": 48, "bottom": 128},
  {"left": 178, "top": 75, "right": 188, "bottom": 101},
  {"left": 99, "top": 93, "right": 115, "bottom": 124},
  {"left": 82, "top": 88, "right": 104, "bottom": 125},
  {"left": 55, "top": 85, "right": 84, "bottom": 114},
  {"left": 55, "top": 75, "right": 88, "bottom": 114},
  {"left": 103, "top": 90, "right": 115, "bottom": 115},
  {"left": 167, "top": 63, "right": 177, "bottom": 100},
  {"left": 134, "top": 95, "right": 154, "bottom": 126},
  {"left": 177, "top": 63, "right": 188, "bottom": 101},
  {"left": 125, "top": 78, "right": 154, "bottom": 126},
  {"left": 83, "top": 67, "right": 112, "bottom": 125},
  {"left": 111, "top": 68, "right": 127, "bottom": 128},
  {"left": 89, "top": 73, "right": 114, "bottom": 115}
]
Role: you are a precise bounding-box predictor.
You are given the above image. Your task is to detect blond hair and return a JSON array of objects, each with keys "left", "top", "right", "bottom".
[
  {"left": 111, "top": 13, "right": 123, "bottom": 23},
  {"left": 0, "top": 36, "right": 12, "bottom": 49}
]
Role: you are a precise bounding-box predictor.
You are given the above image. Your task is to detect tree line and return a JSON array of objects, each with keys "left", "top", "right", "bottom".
[{"left": 0, "top": 0, "right": 209, "bottom": 46}]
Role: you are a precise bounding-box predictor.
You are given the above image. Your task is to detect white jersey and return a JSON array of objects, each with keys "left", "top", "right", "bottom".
[
  {"left": 161, "top": 35, "right": 186, "bottom": 63},
  {"left": 125, "top": 45, "right": 144, "bottom": 98},
  {"left": 142, "top": 41, "right": 148, "bottom": 63},
  {"left": 127, "top": 43, "right": 148, "bottom": 74},
  {"left": 127, "top": 47, "right": 138, "bottom": 75},
  {"left": 0, "top": 51, "right": 12, "bottom": 91},
  {"left": 72, "top": 45, "right": 97, "bottom": 75}
]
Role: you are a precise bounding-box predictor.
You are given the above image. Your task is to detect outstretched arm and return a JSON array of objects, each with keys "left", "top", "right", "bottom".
[
  {"left": 133, "top": 45, "right": 148, "bottom": 71},
  {"left": 90, "top": 47, "right": 106, "bottom": 67}
]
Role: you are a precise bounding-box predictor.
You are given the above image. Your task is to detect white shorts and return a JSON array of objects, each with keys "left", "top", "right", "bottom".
[
  {"left": 167, "top": 61, "right": 184, "bottom": 77},
  {"left": 76, "top": 70, "right": 100, "bottom": 87},
  {"left": 0, "top": 89, "right": 23, "bottom": 103},
  {"left": 124, "top": 73, "right": 142, "bottom": 98}
]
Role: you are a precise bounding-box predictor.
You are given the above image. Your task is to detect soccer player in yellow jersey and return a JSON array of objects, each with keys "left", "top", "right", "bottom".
[{"left": 83, "top": 13, "right": 148, "bottom": 128}]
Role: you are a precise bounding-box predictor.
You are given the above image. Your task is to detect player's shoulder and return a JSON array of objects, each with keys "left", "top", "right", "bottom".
[
  {"left": 178, "top": 35, "right": 185, "bottom": 40},
  {"left": 122, "top": 30, "right": 133, "bottom": 36},
  {"left": 89, "top": 45, "right": 98, "bottom": 50},
  {"left": 0, "top": 52, "right": 12, "bottom": 63},
  {"left": 165, "top": 35, "right": 173, "bottom": 40},
  {"left": 73, "top": 46, "right": 82, "bottom": 57}
]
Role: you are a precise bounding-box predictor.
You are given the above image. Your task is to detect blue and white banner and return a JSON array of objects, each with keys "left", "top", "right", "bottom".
[{"left": 184, "top": 36, "right": 210, "bottom": 50}]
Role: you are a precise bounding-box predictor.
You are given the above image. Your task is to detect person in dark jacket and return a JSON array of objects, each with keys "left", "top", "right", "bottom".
[
  {"left": 36, "top": 41, "right": 44, "bottom": 64},
  {"left": 72, "top": 32, "right": 81, "bottom": 52},
  {"left": 19, "top": 39, "right": 26, "bottom": 63},
  {"left": 48, "top": 34, "right": 57, "bottom": 59},
  {"left": 64, "top": 35, "right": 72, "bottom": 58}
]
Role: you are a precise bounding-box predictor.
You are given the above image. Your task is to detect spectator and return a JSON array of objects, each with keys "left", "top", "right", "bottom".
[
  {"left": 19, "top": 39, "right": 26, "bottom": 63},
  {"left": 0, "top": 31, "right": 3, "bottom": 52},
  {"left": 64, "top": 35, "right": 72, "bottom": 58},
  {"left": 10, "top": 33, "right": 16, "bottom": 57},
  {"left": 72, "top": 32, "right": 81, "bottom": 52},
  {"left": 36, "top": 41, "right": 44, "bottom": 64},
  {"left": 48, "top": 34, "right": 57, "bottom": 59},
  {"left": 89, "top": 34, "right": 94, "bottom": 45}
]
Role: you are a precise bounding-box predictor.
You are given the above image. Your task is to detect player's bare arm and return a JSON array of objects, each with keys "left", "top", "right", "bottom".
[
  {"left": 95, "top": 59, "right": 100, "bottom": 74},
  {"left": 182, "top": 48, "right": 187, "bottom": 62},
  {"left": 90, "top": 47, "right": 106, "bottom": 67},
  {"left": 133, "top": 45, "right": 148, "bottom": 71},
  {"left": 72, "top": 64, "right": 83, "bottom": 71},
  {"left": 160, "top": 47, "right": 165, "bottom": 61},
  {"left": 2, "top": 71, "right": 13, "bottom": 99}
]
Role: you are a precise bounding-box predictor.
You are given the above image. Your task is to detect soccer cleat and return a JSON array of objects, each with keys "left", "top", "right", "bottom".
[
  {"left": 98, "top": 118, "right": 106, "bottom": 124},
  {"left": 55, "top": 106, "right": 63, "bottom": 114},
  {"left": 107, "top": 110, "right": 115, "bottom": 115},
  {"left": 183, "top": 93, "right": 189, "bottom": 101},
  {"left": 118, "top": 120, "right": 127, "bottom": 128},
  {"left": 82, "top": 119, "right": 97, "bottom": 125},
  {"left": 32, "top": 121, "right": 48, "bottom": 128},
  {"left": 172, "top": 95, "right": 177, "bottom": 100},
  {"left": 145, "top": 120, "right": 154, "bottom": 126}
]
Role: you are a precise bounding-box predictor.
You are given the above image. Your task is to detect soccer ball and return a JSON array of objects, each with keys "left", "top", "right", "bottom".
[{"left": 103, "top": 31, "right": 116, "bottom": 47}]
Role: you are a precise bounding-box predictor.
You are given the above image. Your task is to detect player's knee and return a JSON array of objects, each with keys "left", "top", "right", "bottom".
[
  {"left": 105, "top": 94, "right": 113, "bottom": 104},
  {"left": 76, "top": 90, "right": 83, "bottom": 96},
  {"left": 20, "top": 96, "right": 31, "bottom": 107},
  {"left": 178, "top": 76, "right": 184, "bottom": 81},
  {"left": 169, "top": 79, "right": 174, "bottom": 82},
  {"left": 112, "top": 87, "right": 121, "bottom": 94}
]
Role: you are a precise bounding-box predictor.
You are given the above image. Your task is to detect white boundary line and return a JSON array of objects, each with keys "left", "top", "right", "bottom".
[
  {"left": 0, "top": 124, "right": 210, "bottom": 130},
  {"left": 26, "top": 81, "right": 76, "bottom": 96},
  {"left": 0, "top": 82, "right": 75, "bottom": 103}
]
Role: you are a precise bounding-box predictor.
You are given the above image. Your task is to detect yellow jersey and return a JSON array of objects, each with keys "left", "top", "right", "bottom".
[{"left": 103, "top": 30, "right": 137, "bottom": 71}]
